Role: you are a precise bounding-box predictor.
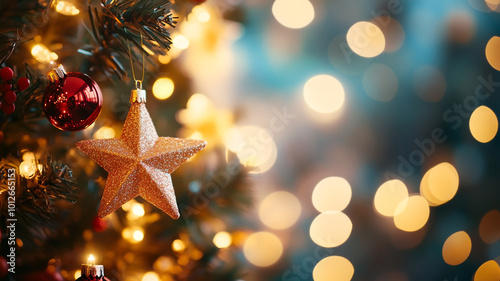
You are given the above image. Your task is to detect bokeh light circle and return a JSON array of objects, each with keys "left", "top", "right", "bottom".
[
  {"left": 259, "top": 191, "right": 302, "bottom": 230},
  {"left": 310, "top": 211, "right": 352, "bottom": 247},
  {"left": 224, "top": 126, "right": 278, "bottom": 174},
  {"left": 152, "top": 77, "right": 174, "bottom": 100},
  {"left": 312, "top": 177, "right": 352, "bottom": 212},
  {"left": 447, "top": 11, "right": 476, "bottom": 44},
  {"left": 272, "top": 0, "right": 315, "bottom": 29},
  {"left": 393, "top": 195, "right": 430, "bottom": 232},
  {"left": 479, "top": 210, "right": 500, "bottom": 244},
  {"left": 474, "top": 260, "right": 500, "bottom": 281},
  {"left": 303, "top": 75, "right": 345, "bottom": 114},
  {"left": 372, "top": 16, "right": 405, "bottom": 52},
  {"left": 486, "top": 36, "right": 500, "bottom": 71},
  {"left": 243, "top": 232, "right": 283, "bottom": 267},
  {"left": 346, "top": 21, "right": 385, "bottom": 58},
  {"left": 420, "top": 170, "right": 442, "bottom": 206},
  {"left": 428, "top": 162, "right": 460, "bottom": 204},
  {"left": 142, "top": 272, "right": 160, "bottom": 281},
  {"left": 470, "top": 105, "right": 498, "bottom": 143},
  {"left": 313, "top": 256, "right": 354, "bottom": 281},
  {"left": 213, "top": 231, "right": 232, "bottom": 248},
  {"left": 442, "top": 231, "right": 472, "bottom": 265},
  {"left": 362, "top": 63, "right": 398, "bottom": 102},
  {"left": 374, "top": 179, "right": 409, "bottom": 217}
]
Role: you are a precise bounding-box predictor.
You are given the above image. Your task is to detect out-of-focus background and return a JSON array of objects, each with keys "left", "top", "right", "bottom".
[{"left": 1, "top": 0, "right": 500, "bottom": 280}]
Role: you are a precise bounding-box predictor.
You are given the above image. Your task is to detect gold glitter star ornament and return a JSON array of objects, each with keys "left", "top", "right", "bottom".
[{"left": 76, "top": 89, "right": 206, "bottom": 219}]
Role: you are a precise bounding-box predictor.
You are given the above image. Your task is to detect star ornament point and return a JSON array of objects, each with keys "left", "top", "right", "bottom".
[{"left": 76, "top": 103, "right": 206, "bottom": 219}]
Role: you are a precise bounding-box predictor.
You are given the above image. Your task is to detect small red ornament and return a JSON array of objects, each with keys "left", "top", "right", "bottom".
[
  {"left": 17, "top": 77, "right": 30, "bottom": 91},
  {"left": 0, "top": 67, "right": 13, "bottom": 81},
  {"left": 4, "top": 91, "right": 16, "bottom": 104},
  {"left": 92, "top": 216, "right": 107, "bottom": 232},
  {"left": 2, "top": 103, "right": 14, "bottom": 115},
  {"left": 43, "top": 65, "right": 102, "bottom": 131},
  {"left": 0, "top": 83, "right": 11, "bottom": 93}
]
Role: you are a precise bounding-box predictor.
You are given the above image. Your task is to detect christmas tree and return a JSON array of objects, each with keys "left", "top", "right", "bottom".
[
  {"left": 0, "top": 0, "right": 252, "bottom": 280},
  {"left": 2, "top": 0, "right": 500, "bottom": 281}
]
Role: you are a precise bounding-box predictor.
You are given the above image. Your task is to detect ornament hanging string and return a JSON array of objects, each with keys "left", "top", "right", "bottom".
[{"left": 127, "top": 34, "right": 145, "bottom": 90}]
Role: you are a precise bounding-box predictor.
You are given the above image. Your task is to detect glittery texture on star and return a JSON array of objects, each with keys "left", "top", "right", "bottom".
[{"left": 76, "top": 102, "right": 206, "bottom": 219}]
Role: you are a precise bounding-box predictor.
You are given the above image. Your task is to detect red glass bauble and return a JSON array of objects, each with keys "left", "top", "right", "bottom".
[{"left": 43, "top": 72, "right": 102, "bottom": 131}]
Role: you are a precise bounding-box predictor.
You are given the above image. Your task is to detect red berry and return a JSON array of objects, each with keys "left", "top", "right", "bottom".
[
  {"left": 4, "top": 91, "right": 16, "bottom": 104},
  {"left": 0, "top": 67, "right": 14, "bottom": 81},
  {"left": 17, "top": 77, "right": 30, "bottom": 91},
  {"left": 2, "top": 103, "right": 14, "bottom": 114},
  {"left": 0, "top": 83, "right": 11, "bottom": 93}
]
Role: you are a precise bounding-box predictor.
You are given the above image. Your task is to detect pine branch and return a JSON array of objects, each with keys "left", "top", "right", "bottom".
[
  {"left": 79, "top": 0, "right": 177, "bottom": 79},
  {"left": 0, "top": 155, "right": 79, "bottom": 240}
]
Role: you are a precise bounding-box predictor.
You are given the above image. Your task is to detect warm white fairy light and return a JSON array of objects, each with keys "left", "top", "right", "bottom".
[
  {"left": 55, "top": 0, "right": 80, "bottom": 16},
  {"left": 31, "top": 44, "right": 58, "bottom": 63},
  {"left": 19, "top": 160, "right": 37, "bottom": 179},
  {"left": 87, "top": 254, "right": 95, "bottom": 266}
]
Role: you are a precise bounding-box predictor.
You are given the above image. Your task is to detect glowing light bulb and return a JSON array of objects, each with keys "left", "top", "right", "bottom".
[
  {"left": 87, "top": 254, "right": 95, "bottom": 266},
  {"left": 31, "top": 44, "right": 58, "bottom": 63},
  {"left": 19, "top": 161, "right": 36, "bottom": 179},
  {"left": 55, "top": 1, "right": 80, "bottom": 16}
]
